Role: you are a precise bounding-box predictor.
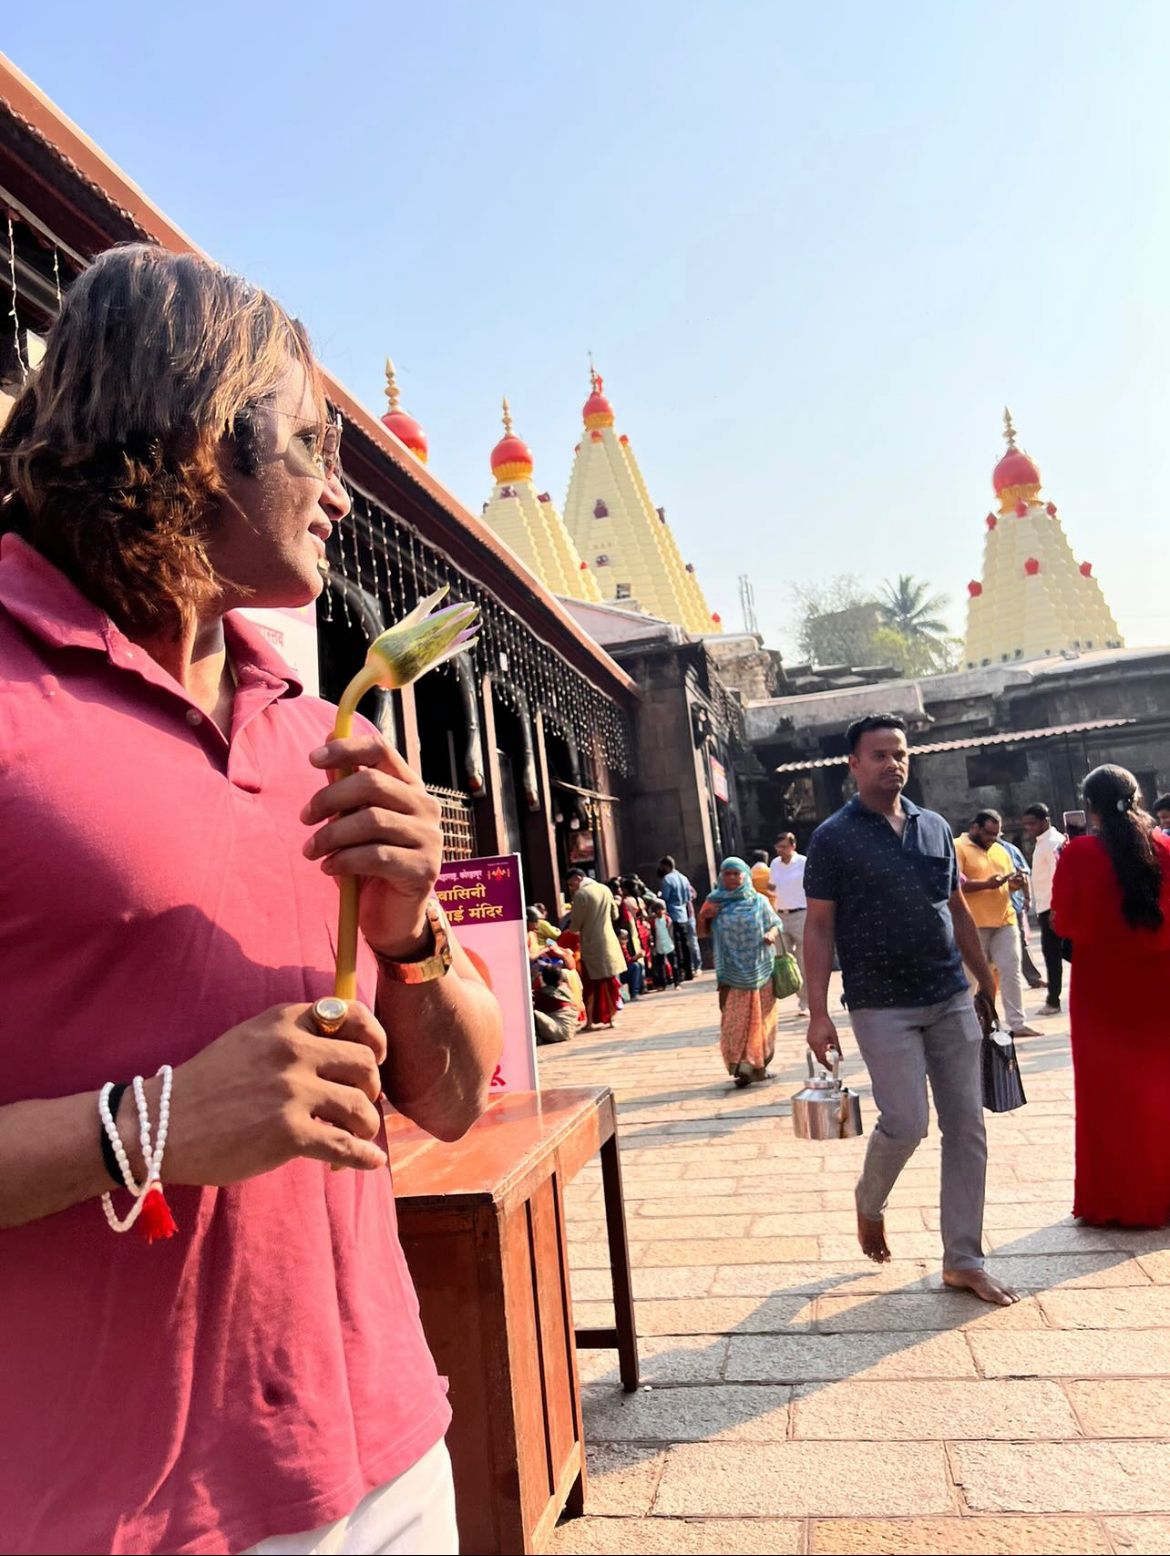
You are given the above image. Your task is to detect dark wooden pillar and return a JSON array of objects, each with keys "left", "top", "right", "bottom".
[
  {"left": 523, "top": 710, "right": 559, "bottom": 911},
  {"left": 476, "top": 674, "right": 507, "bottom": 858}
]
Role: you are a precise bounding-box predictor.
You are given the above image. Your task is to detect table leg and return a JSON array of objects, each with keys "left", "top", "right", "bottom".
[
  {"left": 599, "top": 1131, "right": 639, "bottom": 1392},
  {"left": 564, "top": 1466, "right": 586, "bottom": 1520}
]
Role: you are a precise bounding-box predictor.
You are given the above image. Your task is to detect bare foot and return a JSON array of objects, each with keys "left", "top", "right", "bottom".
[
  {"left": 856, "top": 1210, "right": 892, "bottom": 1264},
  {"left": 943, "top": 1268, "right": 1020, "bottom": 1305}
]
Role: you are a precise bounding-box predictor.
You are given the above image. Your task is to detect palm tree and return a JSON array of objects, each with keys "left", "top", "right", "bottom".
[{"left": 879, "top": 575, "right": 953, "bottom": 671}]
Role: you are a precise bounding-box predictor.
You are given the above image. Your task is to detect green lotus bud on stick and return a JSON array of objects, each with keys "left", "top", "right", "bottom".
[{"left": 330, "top": 587, "right": 480, "bottom": 1000}]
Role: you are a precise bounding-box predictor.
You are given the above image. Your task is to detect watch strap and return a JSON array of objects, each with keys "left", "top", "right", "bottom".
[{"left": 371, "top": 899, "right": 452, "bottom": 984}]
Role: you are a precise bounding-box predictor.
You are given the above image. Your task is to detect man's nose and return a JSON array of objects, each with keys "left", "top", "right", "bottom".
[{"left": 321, "top": 473, "right": 352, "bottom": 522}]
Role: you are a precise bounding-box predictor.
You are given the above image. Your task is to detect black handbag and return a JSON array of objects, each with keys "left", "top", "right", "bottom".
[{"left": 982, "top": 1030, "right": 1027, "bottom": 1113}]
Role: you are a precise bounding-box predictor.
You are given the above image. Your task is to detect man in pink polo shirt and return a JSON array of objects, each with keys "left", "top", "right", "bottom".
[{"left": 0, "top": 246, "right": 502, "bottom": 1554}]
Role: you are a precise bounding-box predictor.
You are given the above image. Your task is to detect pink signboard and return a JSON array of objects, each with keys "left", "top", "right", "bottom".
[
  {"left": 435, "top": 853, "right": 538, "bottom": 1094},
  {"left": 710, "top": 756, "right": 730, "bottom": 803},
  {"left": 237, "top": 603, "right": 320, "bottom": 695}
]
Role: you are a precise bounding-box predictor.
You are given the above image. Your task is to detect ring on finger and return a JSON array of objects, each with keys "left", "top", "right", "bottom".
[{"left": 311, "top": 996, "right": 348, "bottom": 1036}]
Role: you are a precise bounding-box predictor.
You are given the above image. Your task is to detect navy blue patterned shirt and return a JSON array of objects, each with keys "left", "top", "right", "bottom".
[{"left": 804, "top": 795, "right": 966, "bottom": 1010}]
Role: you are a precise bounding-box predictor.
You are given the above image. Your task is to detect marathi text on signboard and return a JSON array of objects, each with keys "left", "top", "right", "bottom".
[{"left": 435, "top": 854, "right": 538, "bottom": 1094}]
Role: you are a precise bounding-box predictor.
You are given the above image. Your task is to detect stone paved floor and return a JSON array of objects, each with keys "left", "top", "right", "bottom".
[{"left": 539, "top": 973, "right": 1170, "bottom": 1555}]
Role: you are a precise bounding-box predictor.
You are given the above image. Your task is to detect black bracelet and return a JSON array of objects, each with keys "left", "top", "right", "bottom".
[{"left": 99, "top": 1082, "right": 130, "bottom": 1187}]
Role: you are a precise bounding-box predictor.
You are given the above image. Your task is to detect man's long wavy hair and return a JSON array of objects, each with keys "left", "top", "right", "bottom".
[{"left": 0, "top": 244, "right": 321, "bottom": 637}]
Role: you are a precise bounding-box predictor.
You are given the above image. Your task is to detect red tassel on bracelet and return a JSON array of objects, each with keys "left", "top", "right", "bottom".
[{"left": 138, "top": 1184, "right": 178, "bottom": 1243}]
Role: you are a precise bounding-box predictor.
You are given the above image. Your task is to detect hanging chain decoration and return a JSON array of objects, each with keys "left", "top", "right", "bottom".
[
  {"left": 349, "top": 499, "right": 366, "bottom": 598},
  {"left": 385, "top": 517, "right": 401, "bottom": 620},
  {"left": 377, "top": 508, "right": 391, "bottom": 615},
  {"left": 7, "top": 215, "right": 28, "bottom": 383},
  {"left": 51, "top": 246, "right": 63, "bottom": 308},
  {"left": 357, "top": 495, "right": 381, "bottom": 605},
  {"left": 335, "top": 513, "right": 353, "bottom": 627}
]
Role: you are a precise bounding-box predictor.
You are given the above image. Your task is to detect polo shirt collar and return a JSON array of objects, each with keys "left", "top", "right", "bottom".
[
  {"left": 0, "top": 532, "right": 112, "bottom": 652},
  {"left": 0, "top": 533, "right": 303, "bottom": 699},
  {"left": 847, "top": 792, "right": 921, "bottom": 820}
]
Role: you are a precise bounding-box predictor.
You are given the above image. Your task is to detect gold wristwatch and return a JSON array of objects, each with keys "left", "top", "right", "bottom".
[{"left": 371, "top": 899, "right": 453, "bottom": 984}]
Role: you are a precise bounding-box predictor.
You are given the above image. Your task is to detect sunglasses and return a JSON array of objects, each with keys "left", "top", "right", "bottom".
[
  {"left": 270, "top": 409, "right": 344, "bottom": 480},
  {"left": 313, "top": 421, "right": 343, "bottom": 480}
]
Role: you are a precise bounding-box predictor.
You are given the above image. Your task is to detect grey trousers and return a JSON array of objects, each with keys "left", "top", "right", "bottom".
[
  {"left": 970, "top": 922, "right": 1027, "bottom": 1033},
  {"left": 849, "top": 991, "right": 987, "bottom": 1271}
]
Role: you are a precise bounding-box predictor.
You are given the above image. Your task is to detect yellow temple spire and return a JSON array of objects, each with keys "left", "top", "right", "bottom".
[
  {"left": 480, "top": 398, "right": 602, "bottom": 604},
  {"left": 384, "top": 358, "right": 401, "bottom": 413},
  {"left": 963, "top": 412, "right": 1122, "bottom": 667},
  {"left": 563, "top": 368, "right": 721, "bottom": 633}
]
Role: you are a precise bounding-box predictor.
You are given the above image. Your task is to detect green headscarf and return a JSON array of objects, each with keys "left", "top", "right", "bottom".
[{"left": 708, "top": 857, "right": 756, "bottom": 904}]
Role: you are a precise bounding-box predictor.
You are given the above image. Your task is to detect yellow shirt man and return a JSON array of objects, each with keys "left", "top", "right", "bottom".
[
  {"left": 750, "top": 861, "right": 777, "bottom": 907},
  {"left": 955, "top": 812, "right": 1039, "bottom": 1038},
  {"left": 955, "top": 833, "right": 1016, "bottom": 928}
]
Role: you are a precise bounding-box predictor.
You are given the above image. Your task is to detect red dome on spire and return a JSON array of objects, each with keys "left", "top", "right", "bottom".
[
  {"left": 380, "top": 358, "right": 429, "bottom": 463},
  {"left": 992, "top": 407, "right": 1039, "bottom": 505},
  {"left": 491, "top": 434, "right": 533, "bottom": 478},
  {"left": 382, "top": 408, "right": 429, "bottom": 463},
  {"left": 994, "top": 449, "right": 1041, "bottom": 495},
  {"left": 490, "top": 398, "right": 533, "bottom": 481},
  {"left": 583, "top": 367, "right": 615, "bottom": 430}
]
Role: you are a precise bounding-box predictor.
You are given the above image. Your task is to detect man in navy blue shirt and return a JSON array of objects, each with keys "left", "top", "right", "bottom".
[{"left": 804, "top": 714, "right": 1019, "bottom": 1307}]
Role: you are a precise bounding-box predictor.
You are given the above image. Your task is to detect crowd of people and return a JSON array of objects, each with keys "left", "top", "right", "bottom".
[
  {"left": 530, "top": 839, "right": 819, "bottom": 1065},
  {"left": 675, "top": 713, "right": 1170, "bottom": 1306},
  {"left": 526, "top": 856, "right": 707, "bottom": 1044},
  {"left": 568, "top": 716, "right": 1170, "bottom": 1307}
]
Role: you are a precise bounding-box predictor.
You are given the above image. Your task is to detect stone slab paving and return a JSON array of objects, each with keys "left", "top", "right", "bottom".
[{"left": 539, "top": 975, "right": 1169, "bottom": 1554}]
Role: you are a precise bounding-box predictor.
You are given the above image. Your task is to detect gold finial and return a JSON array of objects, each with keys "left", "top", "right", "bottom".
[
  {"left": 384, "top": 358, "right": 401, "bottom": 413},
  {"left": 501, "top": 396, "right": 513, "bottom": 435},
  {"left": 1003, "top": 406, "right": 1018, "bottom": 450},
  {"left": 589, "top": 351, "right": 601, "bottom": 395}
]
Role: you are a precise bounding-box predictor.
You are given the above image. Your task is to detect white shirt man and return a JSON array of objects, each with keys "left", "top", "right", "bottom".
[
  {"left": 1022, "top": 804, "right": 1066, "bottom": 1017},
  {"left": 1029, "top": 821, "right": 1065, "bottom": 916},
  {"left": 769, "top": 834, "right": 808, "bottom": 1013}
]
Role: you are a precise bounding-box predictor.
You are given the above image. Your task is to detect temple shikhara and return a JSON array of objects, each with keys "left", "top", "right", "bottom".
[
  {"left": 480, "top": 400, "right": 601, "bottom": 603},
  {"left": 562, "top": 369, "right": 721, "bottom": 634},
  {"left": 963, "top": 410, "right": 1123, "bottom": 667}
]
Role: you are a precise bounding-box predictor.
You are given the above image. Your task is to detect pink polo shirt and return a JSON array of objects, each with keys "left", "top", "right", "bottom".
[{"left": 0, "top": 537, "right": 450, "bottom": 1555}]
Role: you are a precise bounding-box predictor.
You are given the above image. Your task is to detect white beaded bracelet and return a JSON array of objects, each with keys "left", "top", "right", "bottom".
[
  {"left": 99, "top": 1066, "right": 176, "bottom": 1239},
  {"left": 98, "top": 1082, "right": 143, "bottom": 1198}
]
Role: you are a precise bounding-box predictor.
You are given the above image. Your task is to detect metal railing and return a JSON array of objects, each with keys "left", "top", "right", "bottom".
[{"left": 427, "top": 785, "right": 477, "bottom": 861}]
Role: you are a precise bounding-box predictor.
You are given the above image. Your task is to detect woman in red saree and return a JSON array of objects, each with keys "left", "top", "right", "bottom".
[{"left": 1052, "top": 765, "right": 1170, "bottom": 1227}]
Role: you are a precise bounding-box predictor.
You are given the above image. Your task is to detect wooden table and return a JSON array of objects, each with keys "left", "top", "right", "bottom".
[{"left": 387, "top": 1086, "right": 639, "bottom": 1555}]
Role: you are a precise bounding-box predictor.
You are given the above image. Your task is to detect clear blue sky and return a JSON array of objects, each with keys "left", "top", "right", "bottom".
[{"left": 7, "top": 2, "right": 1170, "bottom": 654}]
